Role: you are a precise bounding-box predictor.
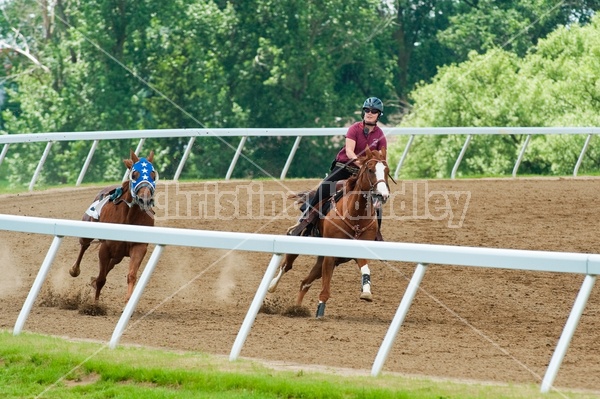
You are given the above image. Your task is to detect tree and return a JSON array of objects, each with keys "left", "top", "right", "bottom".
[
  {"left": 390, "top": 0, "right": 600, "bottom": 104},
  {"left": 395, "top": 14, "right": 600, "bottom": 178}
]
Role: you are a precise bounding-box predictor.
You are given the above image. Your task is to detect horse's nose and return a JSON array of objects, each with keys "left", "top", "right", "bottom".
[
  {"left": 140, "top": 197, "right": 151, "bottom": 209},
  {"left": 377, "top": 181, "right": 390, "bottom": 200},
  {"left": 136, "top": 187, "right": 155, "bottom": 211}
]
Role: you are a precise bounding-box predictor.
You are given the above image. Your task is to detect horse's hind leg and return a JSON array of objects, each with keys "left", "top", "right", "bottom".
[
  {"left": 296, "top": 256, "right": 324, "bottom": 306},
  {"left": 268, "top": 253, "right": 299, "bottom": 293},
  {"left": 69, "top": 237, "right": 93, "bottom": 277},
  {"left": 316, "top": 256, "right": 336, "bottom": 319}
]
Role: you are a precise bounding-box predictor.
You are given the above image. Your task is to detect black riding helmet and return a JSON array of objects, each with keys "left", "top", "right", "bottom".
[{"left": 361, "top": 97, "right": 384, "bottom": 122}]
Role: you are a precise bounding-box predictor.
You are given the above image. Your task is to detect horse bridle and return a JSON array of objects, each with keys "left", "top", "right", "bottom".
[
  {"left": 128, "top": 158, "right": 158, "bottom": 207},
  {"left": 332, "top": 159, "right": 389, "bottom": 239},
  {"left": 363, "top": 159, "right": 390, "bottom": 204}
]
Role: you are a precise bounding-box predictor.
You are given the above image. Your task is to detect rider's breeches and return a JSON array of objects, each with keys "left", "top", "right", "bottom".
[{"left": 306, "top": 166, "right": 353, "bottom": 213}]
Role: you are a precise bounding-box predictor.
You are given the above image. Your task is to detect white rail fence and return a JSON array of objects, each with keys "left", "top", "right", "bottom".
[
  {"left": 1, "top": 127, "right": 600, "bottom": 191},
  {"left": 0, "top": 214, "right": 598, "bottom": 393}
]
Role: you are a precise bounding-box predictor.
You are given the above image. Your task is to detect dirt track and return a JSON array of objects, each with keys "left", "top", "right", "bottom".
[{"left": 1, "top": 178, "right": 599, "bottom": 392}]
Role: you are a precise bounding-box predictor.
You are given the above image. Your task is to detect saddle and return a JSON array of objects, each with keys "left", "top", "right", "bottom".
[
  {"left": 287, "top": 180, "right": 383, "bottom": 241},
  {"left": 84, "top": 185, "right": 122, "bottom": 220},
  {"left": 287, "top": 181, "right": 345, "bottom": 237}
]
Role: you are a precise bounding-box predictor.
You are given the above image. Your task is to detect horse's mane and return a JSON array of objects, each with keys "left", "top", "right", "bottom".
[
  {"left": 343, "top": 174, "right": 359, "bottom": 192},
  {"left": 343, "top": 154, "right": 370, "bottom": 192}
]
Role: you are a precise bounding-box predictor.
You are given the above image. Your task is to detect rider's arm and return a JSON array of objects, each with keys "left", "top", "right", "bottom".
[{"left": 344, "top": 138, "right": 360, "bottom": 165}]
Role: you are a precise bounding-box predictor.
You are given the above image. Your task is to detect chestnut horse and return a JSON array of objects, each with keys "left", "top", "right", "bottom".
[
  {"left": 269, "top": 147, "right": 390, "bottom": 318},
  {"left": 69, "top": 150, "right": 158, "bottom": 302}
]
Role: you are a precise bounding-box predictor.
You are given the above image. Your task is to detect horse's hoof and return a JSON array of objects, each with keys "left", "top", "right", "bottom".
[
  {"left": 360, "top": 292, "right": 373, "bottom": 302},
  {"left": 315, "top": 302, "right": 326, "bottom": 319},
  {"left": 267, "top": 282, "right": 277, "bottom": 293},
  {"left": 69, "top": 268, "right": 80, "bottom": 278}
]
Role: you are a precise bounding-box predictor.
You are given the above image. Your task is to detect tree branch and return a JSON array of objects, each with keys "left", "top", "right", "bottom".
[{"left": 0, "top": 40, "right": 50, "bottom": 73}]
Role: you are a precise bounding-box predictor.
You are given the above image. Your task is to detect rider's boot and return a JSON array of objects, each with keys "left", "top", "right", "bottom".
[{"left": 286, "top": 207, "right": 311, "bottom": 236}]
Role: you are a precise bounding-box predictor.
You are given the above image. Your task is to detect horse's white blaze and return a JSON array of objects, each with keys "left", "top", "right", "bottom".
[{"left": 375, "top": 162, "right": 389, "bottom": 199}]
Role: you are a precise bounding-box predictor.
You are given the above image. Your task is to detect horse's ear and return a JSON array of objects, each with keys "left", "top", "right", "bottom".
[
  {"left": 147, "top": 151, "right": 154, "bottom": 163},
  {"left": 365, "top": 147, "right": 373, "bottom": 158},
  {"left": 381, "top": 147, "right": 387, "bottom": 159},
  {"left": 124, "top": 150, "right": 137, "bottom": 169},
  {"left": 130, "top": 149, "right": 139, "bottom": 163}
]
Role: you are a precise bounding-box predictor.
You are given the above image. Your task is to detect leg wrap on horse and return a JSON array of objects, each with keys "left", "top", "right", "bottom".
[
  {"left": 316, "top": 301, "right": 326, "bottom": 319},
  {"left": 362, "top": 273, "right": 371, "bottom": 288},
  {"left": 360, "top": 265, "right": 373, "bottom": 302}
]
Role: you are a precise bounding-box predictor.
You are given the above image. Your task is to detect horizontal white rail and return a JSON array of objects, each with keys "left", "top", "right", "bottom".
[
  {"left": 2, "top": 126, "right": 600, "bottom": 144},
  {"left": 2, "top": 127, "right": 599, "bottom": 188},
  {"left": 1, "top": 214, "right": 599, "bottom": 274},
  {"left": 0, "top": 213, "right": 598, "bottom": 393}
]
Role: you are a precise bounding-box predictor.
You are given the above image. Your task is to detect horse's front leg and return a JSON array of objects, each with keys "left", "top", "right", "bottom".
[
  {"left": 125, "top": 244, "right": 148, "bottom": 302},
  {"left": 316, "top": 256, "right": 336, "bottom": 319},
  {"left": 296, "top": 256, "right": 323, "bottom": 306},
  {"left": 357, "top": 259, "right": 372, "bottom": 302},
  {"left": 69, "top": 237, "right": 93, "bottom": 277},
  {"left": 268, "top": 253, "right": 299, "bottom": 293},
  {"left": 71, "top": 214, "right": 100, "bottom": 278},
  {"left": 91, "top": 245, "right": 121, "bottom": 302}
]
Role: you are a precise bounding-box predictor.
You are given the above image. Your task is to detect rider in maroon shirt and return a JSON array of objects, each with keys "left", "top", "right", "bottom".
[{"left": 287, "top": 97, "right": 387, "bottom": 237}]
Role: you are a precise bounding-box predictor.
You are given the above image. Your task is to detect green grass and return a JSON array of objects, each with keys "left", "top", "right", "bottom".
[{"left": 0, "top": 331, "right": 596, "bottom": 399}]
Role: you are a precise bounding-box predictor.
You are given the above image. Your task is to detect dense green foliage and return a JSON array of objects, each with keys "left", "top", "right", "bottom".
[
  {"left": 396, "top": 14, "right": 600, "bottom": 178},
  {"left": 1, "top": 1, "right": 599, "bottom": 185},
  {"left": 0, "top": 331, "right": 590, "bottom": 399}
]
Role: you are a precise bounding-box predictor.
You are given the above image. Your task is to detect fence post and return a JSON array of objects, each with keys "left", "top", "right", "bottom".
[
  {"left": 451, "top": 135, "right": 471, "bottom": 179},
  {"left": 573, "top": 134, "right": 592, "bottom": 177},
  {"left": 393, "top": 135, "right": 414, "bottom": 180},
  {"left": 13, "top": 235, "right": 63, "bottom": 335},
  {"left": 109, "top": 244, "right": 165, "bottom": 349},
  {"left": 540, "top": 274, "right": 596, "bottom": 393},
  {"left": 174, "top": 136, "right": 196, "bottom": 181},
  {"left": 371, "top": 262, "right": 428, "bottom": 376},
  {"left": 280, "top": 136, "right": 302, "bottom": 180},
  {"left": 230, "top": 253, "right": 283, "bottom": 361},
  {"left": 512, "top": 134, "right": 531, "bottom": 177},
  {"left": 29, "top": 141, "right": 54, "bottom": 191},
  {"left": 0, "top": 143, "right": 9, "bottom": 168},
  {"left": 226, "top": 136, "right": 248, "bottom": 180},
  {"left": 76, "top": 140, "right": 99, "bottom": 186}
]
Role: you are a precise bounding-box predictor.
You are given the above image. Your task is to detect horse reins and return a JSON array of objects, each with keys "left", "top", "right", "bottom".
[{"left": 334, "top": 160, "right": 387, "bottom": 239}]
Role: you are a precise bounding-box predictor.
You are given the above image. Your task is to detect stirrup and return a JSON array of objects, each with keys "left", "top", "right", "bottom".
[
  {"left": 286, "top": 217, "right": 310, "bottom": 236},
  {"left": 286, "top": 221, "right": 303, "bottom": 236}
]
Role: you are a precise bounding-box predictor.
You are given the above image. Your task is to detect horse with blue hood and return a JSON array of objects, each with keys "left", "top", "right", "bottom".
[{"left": 69, "top": 150, "right": 158, "bottom": 302}]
